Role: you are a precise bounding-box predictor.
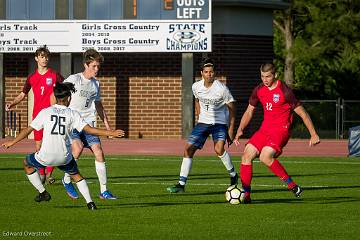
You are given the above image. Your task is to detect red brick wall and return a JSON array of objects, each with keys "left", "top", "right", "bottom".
[
  {"left": 3, "top": 35, "right": 273, "bottom": 139},
  {"left": 3, "top": 54, "right": 29, "bottom": 135}
]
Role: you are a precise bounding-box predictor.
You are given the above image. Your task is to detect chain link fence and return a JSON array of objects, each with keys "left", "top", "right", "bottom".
[{"left": 291, "top": 99, "right": 360, "bottom": 139}]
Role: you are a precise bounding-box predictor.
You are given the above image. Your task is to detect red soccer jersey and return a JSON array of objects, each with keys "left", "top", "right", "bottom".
[
  {"left": 22, "top": 68, "right": 64, "bottom": 119},
  {"left": 249, "top": 80, "right": 301, "bottom": 129}
]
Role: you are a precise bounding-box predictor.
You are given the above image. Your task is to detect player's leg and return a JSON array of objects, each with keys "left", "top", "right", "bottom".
[
  {"left": 85, "top": 132, "right": 117, "bottom": 200},
  {"left": 24, "top": 153, "right": 51, "bottom": 202},
  {"left": 261, "top": 129, "right": 302, "bottom": 197},
  {"left": 212, "top": 124, "right": 238, "bottom": 185},
  {"left": 167, "top": 124, "right": 209, "bottom": 193},
  {"left": 59, "top": 158, "right": 97, "bottom": 210},
  {"left": 167, "top": 143, "right": 197, "bottom": 193},
  {"left": 260, "top": 147, "right": 302, "bottom": 197},
  {"left": 240, "top": 143, "right": 258, "bottom": 203},
  {"left": 62, "top": 132, "right": 83, "bottom": 199},
  {"left": 90, "top": 143, "right": 115, "bottom": 198},
  {"left": 34, "top": 134, "right": 46, "bottom": 184}
]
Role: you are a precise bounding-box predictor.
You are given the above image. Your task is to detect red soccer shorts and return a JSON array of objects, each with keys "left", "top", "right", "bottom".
[{"left": 247, "top": 127, "right": 290, "bottom": 157}]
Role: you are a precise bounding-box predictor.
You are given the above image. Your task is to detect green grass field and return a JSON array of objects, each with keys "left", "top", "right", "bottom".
[{"left": 0, "top": 154, "right": 359, "bottom": 239}]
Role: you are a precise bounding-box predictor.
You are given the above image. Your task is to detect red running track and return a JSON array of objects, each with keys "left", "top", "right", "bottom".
[{"left": 0, "top": 138, "right": 349, "bottom": 157}]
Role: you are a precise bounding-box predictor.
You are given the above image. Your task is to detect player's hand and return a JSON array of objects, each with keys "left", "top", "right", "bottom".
[
  {"left": 111, "top": 129, "right": 125, "bottom": 138},
  {"left": 2, "top": 141, "right": 14, "bottom": 149},
  {"left": 227, "top": 135, "right": 233, "bottom": 147},
  {"left": 234, "top": 130, "right": 243, "bottom": 146},
  {"left": 309, "top": 134, "right": 320, "bottom": 146},
  {"left": 5, "top": 103, "right": 12, "bottom": 112}
]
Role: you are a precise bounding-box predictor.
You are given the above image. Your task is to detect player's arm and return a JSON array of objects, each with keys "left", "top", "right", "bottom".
[
  {"left": 5, "top": 92, "right": 26, "bottom": 111},
  {"left": 234, "top": 104, "right": 256, "bottom": 146},
  {"left": 226, "top": 101, "right": 236, "bottom": 143},
  {"left": 194, "top": 99, "right": 200, "bottom": 118},
  {"left": 82, "top": 125, "right": 125, "bottom": 138},
  {"left": 50, "top": 93, "right": 56, "bottom": 105},
  {"left": 294, "top": 105, "right": 320, "bottom": 146},
  {"left": 2, "top": 126, "right": 34, "bottom": 148},
  {"left": 94, "top": 101, "right": 111, "bottom": 130}
]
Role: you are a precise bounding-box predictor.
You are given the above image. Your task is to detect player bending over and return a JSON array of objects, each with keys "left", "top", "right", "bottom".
[
  {"left": 2, "top": 82, "right": 125, "bottom": 210},
  {"left": 234, "top": 62, "right": 320, "bottom": 204}
]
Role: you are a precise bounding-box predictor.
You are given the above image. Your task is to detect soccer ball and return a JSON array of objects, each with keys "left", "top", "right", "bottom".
[{"left": 225, "top": 185, "right": 245, "bottom": 205}]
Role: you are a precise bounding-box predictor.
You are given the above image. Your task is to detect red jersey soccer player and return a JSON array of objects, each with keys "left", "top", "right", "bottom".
[
  {"left": 6, "top": 46, "right": 64, "bottom": 184},
  {"left": 234, "top": 62, "right": 320, "bottom": 204}
]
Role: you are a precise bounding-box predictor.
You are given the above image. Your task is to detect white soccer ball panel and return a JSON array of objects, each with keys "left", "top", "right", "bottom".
[{"left": 225, "top": 185, "right": 245, "bottom": 204}]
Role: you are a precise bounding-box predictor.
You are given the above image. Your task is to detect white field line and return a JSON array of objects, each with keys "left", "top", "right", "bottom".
[
  {"left": 7, "top": 179, "right": 331, "bottom": 189},
  {"left": 1, "top": 155, "right": 360, "bottom": 165}
]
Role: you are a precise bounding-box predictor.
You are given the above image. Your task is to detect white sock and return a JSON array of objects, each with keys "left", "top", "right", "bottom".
[
  {"left": 63, "top": 173, "right": 71, "bottom": 184},
  {"left": 76, "top": 179, "right": 93, "bottom": 203},
  {"left": 27, "top": 171, "right": 46, "bottom": 193},
  {"left": 179, "top": 157, "right": 192, "bottom": 185},
  {"left": 95, "top": 161, "right": 107, "bottom": 193},
  {"left": 218, "top": 151, "right": 236, "bottom": 177},
  {"left": 63, "top": 159, "right": 77, "bottom": 184}
]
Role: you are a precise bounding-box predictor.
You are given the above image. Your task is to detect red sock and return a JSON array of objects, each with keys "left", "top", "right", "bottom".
[
  {"left": 240, "top": 164, "right": 252, "bottom": 199},
  {"left": 45, "top": 166, "right": 55, "bottom": 177},
  {"left": 268, "top": 159, "right": 296, "bottom": 189},
  {"left": 38, "top": 167, "right": 45, "bottom": 176}
]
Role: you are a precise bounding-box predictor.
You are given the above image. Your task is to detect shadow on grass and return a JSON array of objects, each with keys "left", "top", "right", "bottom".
[{"left": 84, "top": 173, "right": 227, "bottom": 181}]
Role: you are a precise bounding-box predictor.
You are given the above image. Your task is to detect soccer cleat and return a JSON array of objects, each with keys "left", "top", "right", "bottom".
[
  {"left": 62, "top": 178, "right": 79, "bottom": 199},
  {"left": 87, "top": 202, "right": 97, "bottom": 210},
  {"left": 290, "top": 185, "right": 303, "bottom": 198},
  {"left": 46, "top": 176, "right": 55, "bottom": 185},
  {"left": 167, "top": 183, "right": 185, "bottom": 193},
  {"left": 230, "top": 173, "right": 239, "bottom": 186},
  {"left": 99, "top": 190, "right": 118, "bottom": 200},
  {"left": 34, "top": 190, "right": 51, "bottom": 202},
  {"left": 242, "top": 197, "right": 252, "bottom": 204}
]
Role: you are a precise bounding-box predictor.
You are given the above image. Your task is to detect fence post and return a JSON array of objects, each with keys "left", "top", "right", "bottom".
[
  {"left": 341, "top": 99, "right": 344, "bottom": 139},
  {"left": 336, "top": 98, "right": 340, "bottom": 139}
]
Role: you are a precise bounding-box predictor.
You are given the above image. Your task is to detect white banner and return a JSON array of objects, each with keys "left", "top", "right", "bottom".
[{"left": 0, "top": 21, "right": 211, "bottom": 53}]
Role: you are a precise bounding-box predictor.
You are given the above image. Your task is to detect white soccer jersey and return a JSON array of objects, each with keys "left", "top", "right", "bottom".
[
  {"left": 30, "top": 104, "right": 88, "bottom": 166},
  {"left": 192, "top": 79, "right": 235, "bottom": 125},
  {"left": 64, "top": 73, "right": 101, "bottom": 125}
]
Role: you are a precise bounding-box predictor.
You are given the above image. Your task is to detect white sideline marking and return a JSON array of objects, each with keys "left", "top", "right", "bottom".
[
  {"left": 90, "top": 181, "right": 330, "bottom": 189},
  {"left": 0, "top": 155, "right": 359, "bottom": 165}
]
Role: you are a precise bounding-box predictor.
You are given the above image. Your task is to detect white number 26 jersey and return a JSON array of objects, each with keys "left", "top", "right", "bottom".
[{"left": 30, "top": 104, "right": 88, "bottom": 166}]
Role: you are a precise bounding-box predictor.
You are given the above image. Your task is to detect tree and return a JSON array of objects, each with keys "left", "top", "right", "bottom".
[{"left": 274, "top": 0, "right": 360, "bottom": 99}]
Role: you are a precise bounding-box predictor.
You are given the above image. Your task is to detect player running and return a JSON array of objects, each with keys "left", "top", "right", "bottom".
[
  {"left": 234, "top": 62, "right": 320, "bottom": 203},
  {"left": 61, "top": 49, "right": 117, "bottom": 200},
  {"left": 5, "top": 46, "right": 64, "bottom": 184},
  {"left": 167, "top": 58, "right": 238, "bottom": 193},
  {"left": 2, "top": 82, "right": 125, "bottom": 210}
]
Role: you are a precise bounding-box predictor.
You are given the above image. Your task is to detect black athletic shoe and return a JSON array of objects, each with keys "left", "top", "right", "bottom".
[
  {"left": 230, "top": 173, "right": 239, "bottom": 186},
  {"left": 291, "top": 185, "right": 303, "bottom": 198},
  {"left": 87, "top": 202, "right": 97, "bottom": 210},
  {"left": 34, "top": 190, "right": 51, "bottom": 202},
  {"left": 167, "top": 183, "right": 185, "bottom": 193},
  {"left": 242, "top": 196, "right": 252, "bottom": 204}
]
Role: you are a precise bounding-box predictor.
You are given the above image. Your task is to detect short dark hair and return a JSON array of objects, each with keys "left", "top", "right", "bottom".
[
  {"left": 83, "top": 48, "right": 104, "bottom": 66},
  {"left": 54, "top": 82, "right": 76, "bottom": 100},
  {"left": 200, "top": 57, "right": 215, "bottom": 70},
  {"left": 35, "top": 45, "right": 50, "bottom": 57}
]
